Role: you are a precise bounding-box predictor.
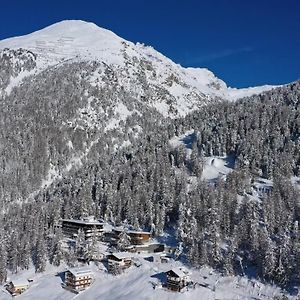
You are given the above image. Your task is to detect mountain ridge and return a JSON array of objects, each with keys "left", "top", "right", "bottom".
[{"left": 0, "top": 20, "right": 276, "bottom": 111}]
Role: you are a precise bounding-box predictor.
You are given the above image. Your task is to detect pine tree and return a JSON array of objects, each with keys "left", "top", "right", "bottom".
[
  {"left": 0, "top": 242, "right": 7, "bottom": 283},
  {"left": 51, "top": 227, "right": 64, "bottom": 267},
  {"left": 117, "top": 230, "right": 131, "bottom": 251},
  {"left": 260, "top": 228, "right": 276, "bottom": 281},
  {"left": 34, "top": 234, "right": 47, "bottom": 273},
  {"left": 75, "top": 229, "right": 86, "bottom": 258}
]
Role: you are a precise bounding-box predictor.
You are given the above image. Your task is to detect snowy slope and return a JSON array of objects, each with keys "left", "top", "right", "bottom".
[
  {"left": 0, "top": 20, "right": 277, "bottom": 117},
  {"left": 0, "top": 20, "right": 126, "bottom": 65},
  {"left": 169, "top": 131, "right": 234, "bottom": 182},
  {"left": 201, "top": 156, "right": 234, "bottom": 181},
  {"left": 1, "top": 261, "right": 293, "bottom": 300}
]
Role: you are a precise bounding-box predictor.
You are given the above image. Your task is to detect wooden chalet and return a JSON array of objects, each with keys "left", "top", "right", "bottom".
[
  {"left": 61, "top": 216, "right": 104, "bottom": 240},
  {"left": 165, "top": 267, "right": 190, "bottom": 292},
  {"left": 107, "top": 252, "right": 132, "bottom": 274},
  {"left": 63, "top": 268, "right": 93, "bottom": 293},
  {"left": 6, "top": 279, "right": 29, "bottom": 296},
  {"left": 113, "top": 228, "right": 151, "bottom": 245}
]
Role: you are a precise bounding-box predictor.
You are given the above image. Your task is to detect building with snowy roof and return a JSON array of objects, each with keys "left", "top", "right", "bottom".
[
  {"left": 113, "top": 227, "right": 152, "bottom": 245},
  {"left": 61, "top": 216, "right": 104, "bottom": 240},
  {"left": 63, "top": 267, "right": 94, "bottom": 293},
  {"left": 6, "top": 279, "right": 29, "bottom": 296},
  {"left": 107, "top": 252, "right": 133, "bottom": 274},
  {"left": 165, "top": 267, "right": 190, "bottom": 292}
]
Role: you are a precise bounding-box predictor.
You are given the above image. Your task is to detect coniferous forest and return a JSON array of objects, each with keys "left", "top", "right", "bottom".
[{"left": 0, "top": 52, "right": 299, "bottom": 291}]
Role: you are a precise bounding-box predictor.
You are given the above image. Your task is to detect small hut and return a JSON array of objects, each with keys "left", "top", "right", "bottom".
[{"left": 6, "top": 279, "right": 29, "bottom": 296}]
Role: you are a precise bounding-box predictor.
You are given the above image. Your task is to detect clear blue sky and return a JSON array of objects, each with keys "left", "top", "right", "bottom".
[{"left": 1, "top": 0, "right": 300, "bottom": 88}]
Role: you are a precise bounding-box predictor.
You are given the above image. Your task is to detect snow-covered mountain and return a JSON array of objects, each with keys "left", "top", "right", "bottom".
[
  {"left": 0, "top": 21, "right": 300, "bottom": 299},
  {"left": 0, "top": 20, "right": 275, "bottom": 117},
  {"left": 0, "top": 19, "right": 283, "bottom": 209}
]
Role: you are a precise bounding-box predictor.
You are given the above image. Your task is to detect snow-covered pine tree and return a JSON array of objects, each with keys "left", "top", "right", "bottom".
[{"left": 117, "top": 230, "right": 131, "bottom": 251}]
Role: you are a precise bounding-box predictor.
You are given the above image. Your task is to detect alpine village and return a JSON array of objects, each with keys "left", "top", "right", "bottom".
[{"left": 5, "top": 215, "right": 191, "bottom": 296}]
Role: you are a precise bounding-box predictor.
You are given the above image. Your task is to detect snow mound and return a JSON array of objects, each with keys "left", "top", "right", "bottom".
[
  {"left": 210, "top": 157, "right": 223, "bottom": 168},
  {"left": 201, "top": 156, "right": 234, "bottom": 181}
]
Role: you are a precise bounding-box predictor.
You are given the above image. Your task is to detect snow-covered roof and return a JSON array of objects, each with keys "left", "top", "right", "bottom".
[
  {"left": 113, "top": 227, "right": 151, "bottom": 235},
  {"left": 11, "top": 279, "right": 29, "bottom": 287},
  {"left": 160, "top": 253, "right": 172, "bottom": 258},
  {"left": 134, "top": 242, "right": 163, "bottom": 248},
  {"left": 109, "top": 252, "right": 133, "bottom": 260},
  {"left": 167, "top": 267, "right": 189, "bottom": 278},
  {"left": 253, "top": 178, "right": 273, "bottom": 189},
  {"left": 102, "top": 223, "right": 114, "bottom": 232},
  {"left": 67, "top": 267, "right": 93, "bottom": 277},
  {"left": 62, "top": 218, "right": 104, "bottom": 226}
]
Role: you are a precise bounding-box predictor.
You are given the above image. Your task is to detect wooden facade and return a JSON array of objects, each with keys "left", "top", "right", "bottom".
[
  {"left": 129, "top": 231, "right": 151, "bottom": 245},
  {"left": 165, "top": 268, "right": 190, "bottom": 292},
  {"left": 61, "top": 216, "right": 104, "bottom": 240},
  {"left": 64, "top": 268, "right": 93, "bottom": 293},
  {"left": 107, "top": 253, "right": 132, "bottom": 274},
  {"left": 113, "top": 228, "right": 151, "bottom": 245},
  {"left": 6, "top": 280, "right": 29, "bottom": 296}
]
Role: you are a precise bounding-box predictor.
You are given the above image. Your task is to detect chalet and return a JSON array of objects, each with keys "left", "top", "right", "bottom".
[
  {"left": 63, "top": 268, "right": 93, "bottom": 293},
  {"left": 130, "top": 243, "right": 165, "bottom": 254},
  {"left": 6, "top": 279, "right": 29, "bottom": 296},
  {"left": 107, "top": 252, "right": 132, "bottom": 274},
  {"left": 113, "top": 228, "right": 152, "bottom": 245},
  {"left": 165, "top": 267, "right": 190, "bottom": 292},
  {"left": 61, "top": 216, "right": 104, "bottom": 240}
]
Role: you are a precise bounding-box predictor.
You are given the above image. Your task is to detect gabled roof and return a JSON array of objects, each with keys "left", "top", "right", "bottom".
[
  {"left": 113, "top": 227, "right": 151, "bottom": 235},
  {"left": 127, "top": 230, "right": 151, "bottom": 235},
  {"left": 109, "top": 252, "right": 132, "bottom": 260},
  {"left": 11, "top": 279, "right": 29, "bottom": 287},
  {"left": 166, "top": 267, "right": 189, "bottom": 278},
  {"left": 61, "top": 218, "right": 104, "bottom": 226},
  {"left": 67, "top": 267, "right": 93, "bottom": 277}
]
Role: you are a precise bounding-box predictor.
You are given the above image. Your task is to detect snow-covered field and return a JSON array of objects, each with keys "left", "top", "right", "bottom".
[{"left": 1, "top": 256, "right": 294, "bottom": 300}]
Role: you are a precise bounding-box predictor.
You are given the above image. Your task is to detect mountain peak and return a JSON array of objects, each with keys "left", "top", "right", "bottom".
[
  {"left": 31, "top": 20, "right": 121, "bottom": 40},
  {"left": 0, "top": 20, "right": 277, "bottom": 107},
  {"left": 0, "top": 19, "right": 125, "bottom": 63}
]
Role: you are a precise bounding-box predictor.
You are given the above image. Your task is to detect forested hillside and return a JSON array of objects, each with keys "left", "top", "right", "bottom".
[{"left": 0, "top": 77, "right": 299, "bottom": 289}]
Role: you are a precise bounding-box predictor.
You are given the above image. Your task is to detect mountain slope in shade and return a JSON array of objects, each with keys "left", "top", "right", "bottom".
[{"left": 0, "top": 20, "right": 276, "bottom": 117}]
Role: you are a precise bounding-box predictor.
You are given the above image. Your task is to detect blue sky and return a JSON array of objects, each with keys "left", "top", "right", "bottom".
[{"left": 1, "top": 0, "right": 300, "bottom": 88}]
